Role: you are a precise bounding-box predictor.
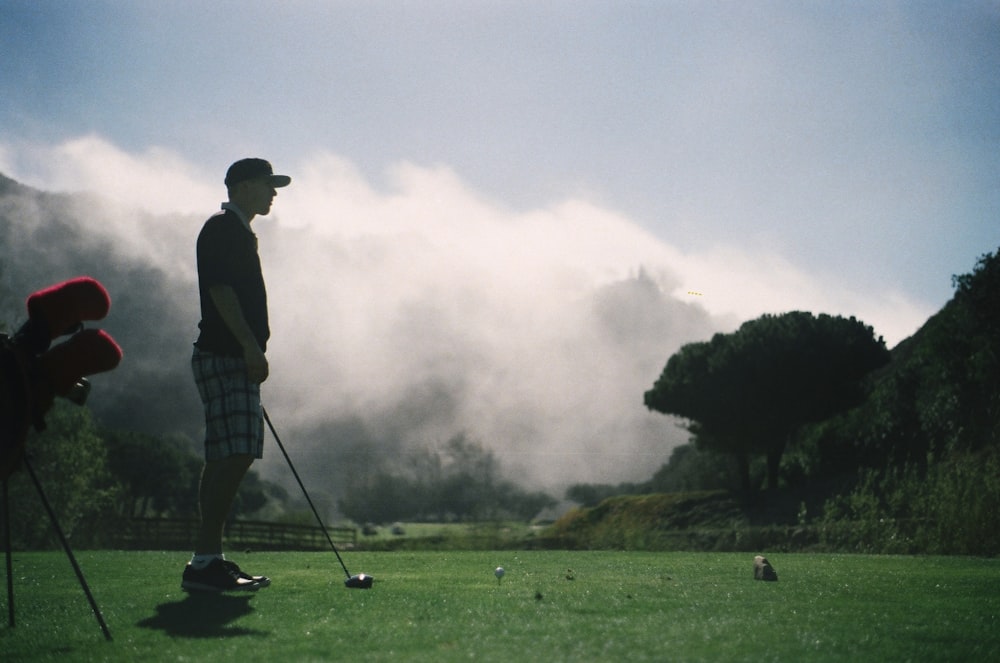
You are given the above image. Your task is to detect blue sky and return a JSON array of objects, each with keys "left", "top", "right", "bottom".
[{"left": 2, "top": 1, "right": 999, "bottom": 486}]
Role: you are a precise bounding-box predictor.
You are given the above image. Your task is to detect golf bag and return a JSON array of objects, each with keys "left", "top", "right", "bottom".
[
  {"left": 2, "top": 277, "right": 122, "bottom": 640},
  {"left": 0, "top": 277, "right": 123, "bottom": 479}
]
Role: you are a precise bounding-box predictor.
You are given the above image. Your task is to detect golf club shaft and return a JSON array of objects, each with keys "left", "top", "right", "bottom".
[{"left": 262, "top": 406, "right": 353, "bottom": 580}]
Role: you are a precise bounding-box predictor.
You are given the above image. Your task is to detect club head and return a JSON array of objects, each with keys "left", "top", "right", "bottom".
[{"left": 345, "top": 573, "right": 373, "bottom": 589}]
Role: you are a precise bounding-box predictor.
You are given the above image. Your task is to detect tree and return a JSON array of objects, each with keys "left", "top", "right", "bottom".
[
  {"left": 338, "top": 433, "right": 555, "bottom": 523},
  {"left": 646, "top": 442, "right": 739, "bottom": 493},
  {"left": 102, "top": 429, "right": 287, "bottom": 521},
  {"left": 5, "top": 401, "right": 118, "bottom": 548},
  {"left": 644, "top": 311, "right": 890, "bottom": 492},
  {"left": 950, "top": 249, "right": 1000, "bottom": 447},
  {"left": 104, "top": 430, "right": 202, "bottom": 518}
]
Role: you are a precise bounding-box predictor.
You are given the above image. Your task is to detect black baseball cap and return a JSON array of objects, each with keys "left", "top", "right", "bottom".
[{"left": 225, "top": 158, "right": 291, "bottom": 188}]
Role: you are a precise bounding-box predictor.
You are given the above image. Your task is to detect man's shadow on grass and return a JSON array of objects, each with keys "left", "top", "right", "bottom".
[{"left": 137, "top": 592, "right": 267, "bottom": 639}]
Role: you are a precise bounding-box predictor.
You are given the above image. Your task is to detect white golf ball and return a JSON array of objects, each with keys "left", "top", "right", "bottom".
[{"left": 494, "top": 566, "right": 505, "bottom": 579}]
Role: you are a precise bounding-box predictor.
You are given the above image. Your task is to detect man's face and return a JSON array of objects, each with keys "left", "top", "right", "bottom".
[{"left": 243, "top": 177, "right": 278, "bottom": 217}]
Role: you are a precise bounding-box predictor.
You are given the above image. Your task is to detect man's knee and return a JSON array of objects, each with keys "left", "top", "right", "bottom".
[
  {"left": 203, "top": 453, "right": 254, "bottom": 484},
  {"left": 228, "top": 453, "right": 254, "bottom": 468},
  {"left": 209, "top": 453, "right": 253, "bottom": 468}
]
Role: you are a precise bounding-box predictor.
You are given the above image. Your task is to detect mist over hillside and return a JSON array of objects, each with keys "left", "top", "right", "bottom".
[{"left": 1, "top": 172, "right": 726, "bottom": 494}]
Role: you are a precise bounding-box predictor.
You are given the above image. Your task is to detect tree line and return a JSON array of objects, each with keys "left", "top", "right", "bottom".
[
  {"left": 2, "top": 404, "right": 555, "bottom": 549},
  {"left": 0, "top": 403, "right": 285, "bottom": 549},
  {"left": 337, "top": 433, "right": 555, "bottom": 524}
]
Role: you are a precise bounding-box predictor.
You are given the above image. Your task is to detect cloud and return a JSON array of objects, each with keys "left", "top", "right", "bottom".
[
  {"left": 0, "top": 134, "right": 218, "bottom": 215},
  {"left": 0, "top": 136, "right": 934, "bottom": 491}
]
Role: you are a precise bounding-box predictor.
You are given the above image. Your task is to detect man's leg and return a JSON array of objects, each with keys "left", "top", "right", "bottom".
[
  {"left": 182, "top": 453, "right": 267, "bottom": 592},
  {"left": 194, "top": 453, "right": 253, "bottom": 555},
  {"left": 185, "top": 348, "right": 268, "bottom": 592}
]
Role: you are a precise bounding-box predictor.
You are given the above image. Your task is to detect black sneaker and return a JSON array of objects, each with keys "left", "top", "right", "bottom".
[
  {"left": 223, "top": 560, "right": 271, "bottom": 588},
  {"left": 181, "top": 558, "right": 266, "bottom": 593}
]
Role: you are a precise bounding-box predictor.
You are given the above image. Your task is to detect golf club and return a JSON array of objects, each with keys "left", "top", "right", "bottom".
[{"left": 262, "top": 406, "right": 373, "bottom": 589}]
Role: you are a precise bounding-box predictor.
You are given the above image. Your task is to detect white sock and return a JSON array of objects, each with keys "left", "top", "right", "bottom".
[{"left": 190, "top": 553, "right": 224, "bottom": 570}]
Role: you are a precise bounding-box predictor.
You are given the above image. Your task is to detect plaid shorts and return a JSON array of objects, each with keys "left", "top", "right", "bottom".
[{"left": 191, "top": 347, "right": 263, "bottom": 461}]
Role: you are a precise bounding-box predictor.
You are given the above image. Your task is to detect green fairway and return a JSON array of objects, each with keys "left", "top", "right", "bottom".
[{"left": 1, "top": 550, "right": 997, "bottom": 662}]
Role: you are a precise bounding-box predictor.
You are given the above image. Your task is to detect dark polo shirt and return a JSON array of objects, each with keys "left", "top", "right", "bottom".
[{"left": 194, "top": 206, "right": 269, "bottom": 357}]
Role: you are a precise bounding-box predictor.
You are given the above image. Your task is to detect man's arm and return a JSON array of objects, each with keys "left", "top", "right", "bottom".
[{"left": 208, "top": 284, "right": 269, "bottom": 383}]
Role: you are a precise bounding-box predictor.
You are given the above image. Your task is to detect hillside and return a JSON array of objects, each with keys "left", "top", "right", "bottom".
[{"left": 795, "top": 247, "right": 999, "bottom": 477}]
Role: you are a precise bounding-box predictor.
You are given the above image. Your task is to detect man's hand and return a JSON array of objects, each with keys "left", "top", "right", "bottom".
[
  {"left": 244, "top": 344, "right": 269, "bottom": 383},
  {"left": 208, "top": 285, "right": 269, "bottom": 383}
]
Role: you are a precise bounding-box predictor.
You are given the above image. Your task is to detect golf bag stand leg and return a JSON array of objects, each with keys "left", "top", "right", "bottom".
[
  {"left": 22, "top": 457, "right": 113, "bottom": 641},
  {"left": 3, "top": 478, "right": 14, "bottom": 628}
]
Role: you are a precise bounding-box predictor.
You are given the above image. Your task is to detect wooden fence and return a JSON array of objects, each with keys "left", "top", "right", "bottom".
[{"left": 112, "top": 518, "right": 357, "bottom": 551}]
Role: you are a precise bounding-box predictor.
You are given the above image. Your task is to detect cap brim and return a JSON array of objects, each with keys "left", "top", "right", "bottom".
[{"left": 268, "top": 175, "right": 291, "bottom": 188}]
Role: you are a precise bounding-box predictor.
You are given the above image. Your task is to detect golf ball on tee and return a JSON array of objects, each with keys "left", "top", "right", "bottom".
[{"left": 495, "top": 566, "right": 505, "bottom": 579}]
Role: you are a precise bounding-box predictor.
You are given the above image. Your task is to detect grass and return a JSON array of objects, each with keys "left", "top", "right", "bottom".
[{"left": 1, "top": 550, "right": 998, "bottom": 662}]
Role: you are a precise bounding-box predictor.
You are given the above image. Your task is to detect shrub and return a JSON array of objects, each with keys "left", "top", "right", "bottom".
[{"left": 819, "top": 447, "right": 1000, "bottom": 556}]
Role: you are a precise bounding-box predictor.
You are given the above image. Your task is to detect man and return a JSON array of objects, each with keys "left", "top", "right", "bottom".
[{"left": 182, "top": 158, "right": 290, "bottom": 592}]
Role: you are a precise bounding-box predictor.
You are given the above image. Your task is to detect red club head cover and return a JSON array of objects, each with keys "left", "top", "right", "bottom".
[
  {"left": 26, "top": 277, "right": 112, "bottom": 339},
  {"left": 40, "top": 329, "right": 123, "bottom": 396}
]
